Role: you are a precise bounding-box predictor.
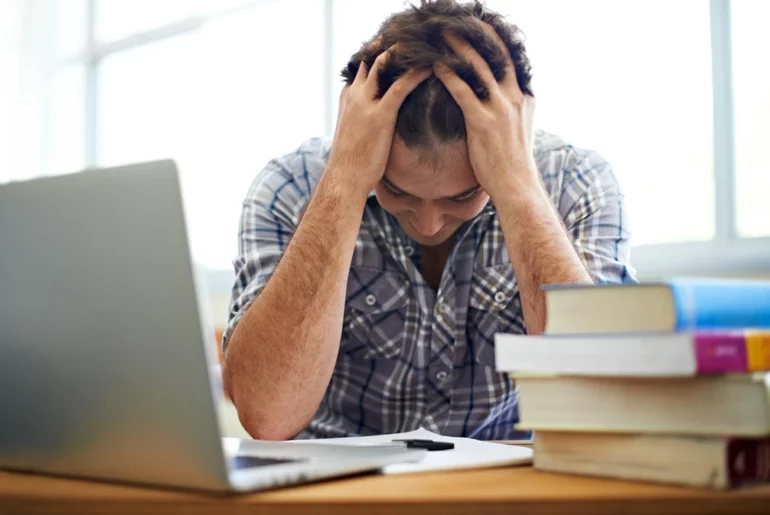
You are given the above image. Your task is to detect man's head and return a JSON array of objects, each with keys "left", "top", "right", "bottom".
[{"left": 341, "top": 0, "right": 533, "bottom": 247}]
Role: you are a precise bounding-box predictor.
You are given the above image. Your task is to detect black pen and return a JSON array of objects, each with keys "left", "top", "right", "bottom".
[{"left": 391, "top": 439, "right": 455, "bottom": 451}]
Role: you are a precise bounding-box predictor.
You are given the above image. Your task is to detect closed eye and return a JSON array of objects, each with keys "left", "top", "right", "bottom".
[
  {"left": 380, "top": 179, "right": 481, "bottom": 203},
  {"left": 449, "top": 189, "right": 482, "bottom": 204},
  {"left": 383, "top": 183, "right": 407, "bottom": 197}
]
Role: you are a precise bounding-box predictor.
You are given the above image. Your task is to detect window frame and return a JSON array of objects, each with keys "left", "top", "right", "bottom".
[{"left": 62, "top": 0, "right": 770, "bottom": 292}]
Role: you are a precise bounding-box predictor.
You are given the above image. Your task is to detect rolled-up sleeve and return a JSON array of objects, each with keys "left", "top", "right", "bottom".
[
  {"left": 222, "top": 145, "right": 322, "bottom": 353},
  {"left": 559, "top": 150, "right": 637, "bottom": 284}
]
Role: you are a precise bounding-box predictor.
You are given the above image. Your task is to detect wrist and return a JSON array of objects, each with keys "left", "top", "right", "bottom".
[
  {"left": 321, "top": 164, "right": 372, "bottom": 208},
  {"left": 492, "top": 173, "right": 559, "bottom": 236},
  {"left": 487, "top": 163, "right": 546, "bottom": 206}
]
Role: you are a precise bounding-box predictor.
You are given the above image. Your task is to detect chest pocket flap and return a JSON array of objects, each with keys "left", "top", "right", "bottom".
[
  {"left": 468, "top": 264, "right": 524, "bottom": 365},
  {"left": 343, "top": 266, "right": 411, "bottom": 359}
]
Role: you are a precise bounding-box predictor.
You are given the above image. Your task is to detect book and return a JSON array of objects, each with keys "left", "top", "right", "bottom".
[
  {"left": 494, "top": 331, "right": 770, "bottom": 376},
  {"left": 533, "top": 431, "right": 770, "bottom": 489},
  {"left": 543, "top": 279, "right": 770, "bottom": 334},
  {"left": 514, "top": 373, "right": 770, "bottom": 436}
]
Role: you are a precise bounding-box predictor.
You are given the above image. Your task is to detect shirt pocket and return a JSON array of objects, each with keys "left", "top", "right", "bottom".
[
  {"left": 468, "top": 264, "right": 524, "bottom": 366},
  {"left": 342, "top": 266, "right": 411, "bottom": 360}
]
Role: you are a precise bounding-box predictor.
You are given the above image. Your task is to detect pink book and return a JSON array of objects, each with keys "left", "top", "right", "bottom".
[
  {"left": 696, "top": 332, "right": 770, "bottom": 373},
  {"left": 495, "top": 331, "right": 770, "bottom": 376}
]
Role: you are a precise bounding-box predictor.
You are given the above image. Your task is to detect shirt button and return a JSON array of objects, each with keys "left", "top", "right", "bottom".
[
  {"left": 365, "top": 294, "right": 377, "bottom": 306},
  {"left": 494, "top": 291, "right": 507, "bottom": 303},
  {"left": 436, "top": 302, "right": 451, "bottom": 315},
  {"left": 404, "top": 246, "right": 414, "bottom": 257},
  {"left": 436, "top": 371, "right": 448, "bottom": 381}
]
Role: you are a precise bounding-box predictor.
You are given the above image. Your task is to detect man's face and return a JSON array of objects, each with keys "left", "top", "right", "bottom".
[{"left": 374, "top": 136, "right": 490, "bottom": 247}]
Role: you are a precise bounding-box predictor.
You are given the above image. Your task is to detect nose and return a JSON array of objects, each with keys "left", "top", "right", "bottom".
[{"left": 412, "top": 203, "right": 444, "bottom": 237}]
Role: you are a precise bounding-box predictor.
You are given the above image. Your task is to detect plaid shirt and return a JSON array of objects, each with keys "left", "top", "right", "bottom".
[{"left": 224, "top": 130, "right": 635, "bottom": 440}]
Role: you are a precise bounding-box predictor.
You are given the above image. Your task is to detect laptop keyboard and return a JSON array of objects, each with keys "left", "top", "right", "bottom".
[{"left": 231, "top": 455, "right": 304, "bottom": 470}]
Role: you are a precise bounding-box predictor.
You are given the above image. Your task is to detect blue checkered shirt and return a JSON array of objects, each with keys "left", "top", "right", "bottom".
[{"left": 223, "top": 129, "right": 635, "bottom": 440}]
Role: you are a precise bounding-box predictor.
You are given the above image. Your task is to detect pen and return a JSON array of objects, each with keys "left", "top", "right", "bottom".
[
  {"left": 392, "top": 439, "right": 455, "bottom": 451},
  {"left": 356, "top": 439, "right": 455, "bottom": 451}
]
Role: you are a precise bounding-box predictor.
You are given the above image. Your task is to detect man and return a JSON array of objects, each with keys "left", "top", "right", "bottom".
[{"left": 222, "top": 0, "right": 634, "bottom": 441}]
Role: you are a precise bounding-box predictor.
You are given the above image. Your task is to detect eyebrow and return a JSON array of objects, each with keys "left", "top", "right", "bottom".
[{"left": 382, "top": 177, "right": 482, "bottom": 200}]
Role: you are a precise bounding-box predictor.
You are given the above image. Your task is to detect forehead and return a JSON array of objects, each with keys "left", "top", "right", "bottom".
[{"left": 385, "top": 137, "right": 476, "bottom": 193}]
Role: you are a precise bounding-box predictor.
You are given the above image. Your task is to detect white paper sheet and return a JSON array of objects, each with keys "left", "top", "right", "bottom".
[{"left": 286, "top": 427, "right": 533, "bottom": 474}]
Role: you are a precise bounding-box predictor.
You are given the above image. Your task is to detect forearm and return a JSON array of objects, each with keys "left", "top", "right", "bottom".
[
  {"left": 223, "top": 168, "right": 367, "bottom": 440},
  {"left": 493, "top": 176, "right": 592, "bottom": 335}
]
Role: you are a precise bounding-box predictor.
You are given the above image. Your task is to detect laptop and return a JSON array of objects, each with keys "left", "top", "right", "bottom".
[{"left": 0, "top": 160, "right": 425, "bottom": 493}]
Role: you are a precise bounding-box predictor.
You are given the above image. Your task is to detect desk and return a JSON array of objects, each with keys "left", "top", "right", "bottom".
[{"left": 2, "top": 467, "right": 770, "bottom": 515}]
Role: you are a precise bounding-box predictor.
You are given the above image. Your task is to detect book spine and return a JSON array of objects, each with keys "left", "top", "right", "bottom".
[
  {"left": 694, "top": 332, "right": 770, "bottom": 374},
  {"left": 671, "top": 280, "right": 770, "bottom": 330},
  {"left": 694, "top": 334, "right": 748, "bottom": 373},
  {"left": 746, "top": 332, "right": 770, "bottom": 371},
  {"left": 727, "top": 439, "right": 770, "bottom": 488}
]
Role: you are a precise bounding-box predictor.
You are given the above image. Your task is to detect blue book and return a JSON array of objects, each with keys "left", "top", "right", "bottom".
[{"left": 543, "top": 279, "right": 770, "bottom": 334}]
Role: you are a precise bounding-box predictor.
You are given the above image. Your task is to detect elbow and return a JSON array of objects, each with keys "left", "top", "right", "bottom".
[
  {"left": 235, "top": 400, "right": 310, "bottom": 441},
  {"left": 221, "top": 348, "right": 238, "bottom": 402},
  {"left": 238, "top": 412, "right": 305, "bottom": 441},
  {"left": 221, "top": 348, "right": 310, "bottom": 441}
]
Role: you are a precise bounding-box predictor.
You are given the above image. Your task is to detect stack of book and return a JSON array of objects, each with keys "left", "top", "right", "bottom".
[{"left": 495, "top": 279, "right": 770, "bottom": 489}]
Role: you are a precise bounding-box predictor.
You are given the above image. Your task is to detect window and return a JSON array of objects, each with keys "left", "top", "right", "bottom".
[
  {"left": 96, "top": 0, "right": 196, "bottom": 42},
  {"left": 732, "top": 0, "right": 770, "bottom": 238},
  {"left": 96, "top": 0, "right": 325, "bottom": 270},
  {"left": 49, "top": 65, "right": 87, "bottom": 179},
  {"left": 2, "top": 0, "right": 769, "bottom": 284},
  {"left": 1, "top": 0, "right": 87, "bottom": 181},
  {"left": 486, "top": 0, "right": 714, "bottom": 246}
]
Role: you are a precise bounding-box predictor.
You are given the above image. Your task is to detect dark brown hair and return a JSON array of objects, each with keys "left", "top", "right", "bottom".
[{"left": 341, "top": 0, "right": 533, "bottom": 148}]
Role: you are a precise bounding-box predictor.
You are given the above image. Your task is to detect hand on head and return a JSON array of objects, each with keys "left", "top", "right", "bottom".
[
  {"left": 329, "top": 43, "right": 431, "bottom": 197},
  {"left": 331, "top": 6, "right": 537, "bottom": 200},
  {"left": 433, "top": 22, "right": 537, "bottom": 196}
]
